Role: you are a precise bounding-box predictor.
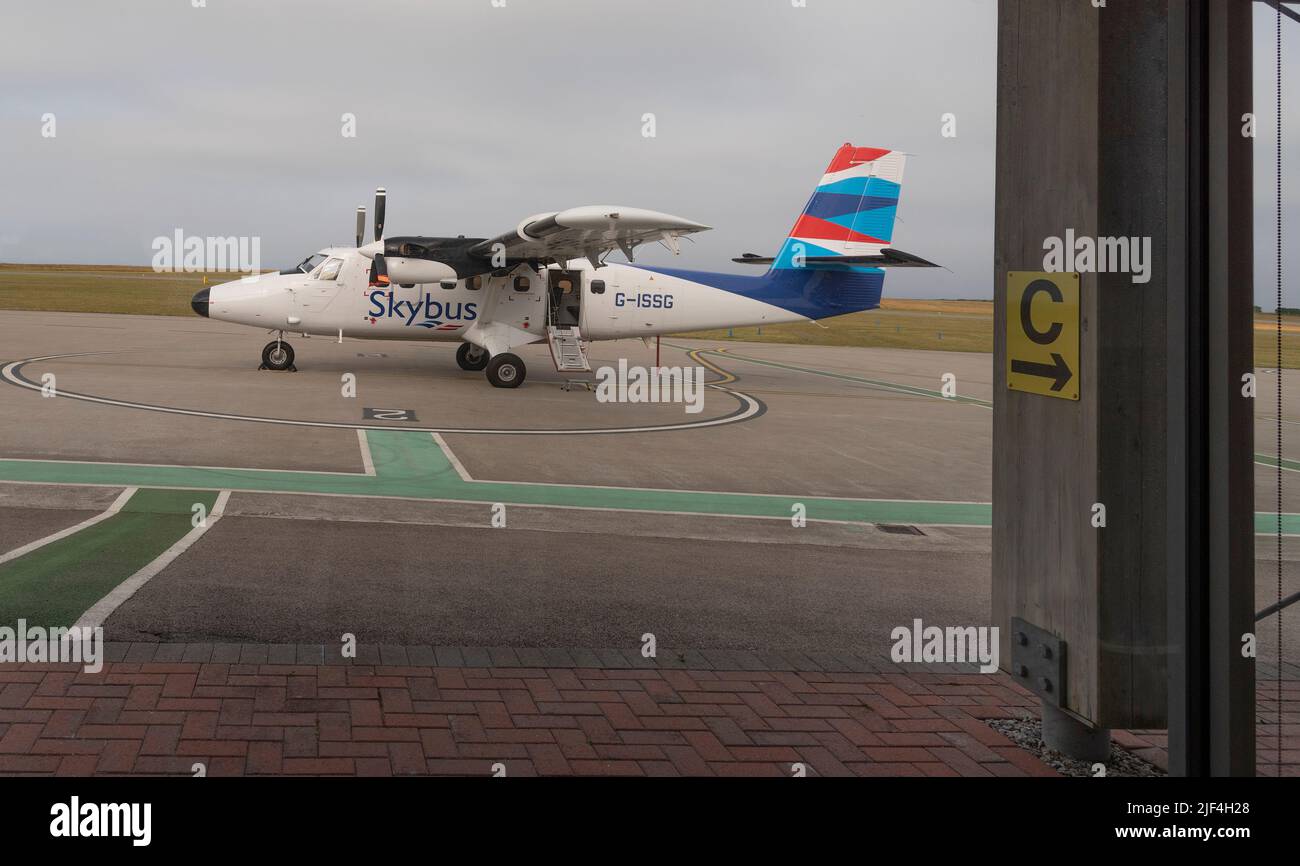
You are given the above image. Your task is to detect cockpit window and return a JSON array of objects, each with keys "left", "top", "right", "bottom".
[
  {"left": 297, "top": 253, "right": 327, "bottom": 274},
  {"left": 314, "top": 257, "right": 344, "bottom": 281}
]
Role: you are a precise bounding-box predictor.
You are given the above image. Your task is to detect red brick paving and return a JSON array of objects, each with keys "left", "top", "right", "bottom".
[
  {"left": 0, "top": 659, "right": 1049, "bottom": 777},
  {"left": 2, "top": 654, "right": 1292, "bottom": 777},
  {"left": 1120, "top": 678, "right": 1300, "bottom": 777}
]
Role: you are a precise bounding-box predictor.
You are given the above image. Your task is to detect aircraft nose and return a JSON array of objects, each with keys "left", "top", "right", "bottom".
[{"left": 191, "top": 287, "right": 210, "bottom": 317}]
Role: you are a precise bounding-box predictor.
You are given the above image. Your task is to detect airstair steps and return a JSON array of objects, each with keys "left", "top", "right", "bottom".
[{"left": 548, "top": 326, "right": 590, "bottom": 372}]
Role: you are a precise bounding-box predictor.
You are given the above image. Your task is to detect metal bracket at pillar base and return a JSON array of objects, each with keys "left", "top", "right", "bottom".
[
  {"left": 1010, "top": 617, "right": 1066, "bottom": 707},
  {"left": 1042, "top": 701, "right": 1111, "bottom": 763}
]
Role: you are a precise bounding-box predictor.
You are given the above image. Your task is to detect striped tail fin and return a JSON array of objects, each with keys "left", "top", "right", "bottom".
[{"left": 772, "top": 144, "right": 907, "bottom": 273}]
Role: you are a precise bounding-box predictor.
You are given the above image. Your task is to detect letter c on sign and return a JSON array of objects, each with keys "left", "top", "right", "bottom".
[{"left": 1020, "top": 279, "right": 1063, "bottom": 345}]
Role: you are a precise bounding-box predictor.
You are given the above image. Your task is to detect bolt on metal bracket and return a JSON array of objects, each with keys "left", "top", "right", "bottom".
[{"left": 1010, "top": 617, "right": 1067, "bottom": 708}]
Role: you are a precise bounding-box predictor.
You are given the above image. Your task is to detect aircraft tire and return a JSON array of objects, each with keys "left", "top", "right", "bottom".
[
  {"left": 456, "top": 342, "right": 489, "bottom": 371},
  {"left": 261, "top": 340, "right": 295, "bottom": 371},
  {"left": 485, "top": 353, "right": 525, "bottom": 388}
]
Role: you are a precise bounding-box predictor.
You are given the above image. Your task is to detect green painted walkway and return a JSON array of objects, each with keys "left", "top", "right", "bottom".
[
  {"left": 1252, "top": 453, "right": 1300, "bottom": 473},
  {"left": 0, "top": 431, "right": 1296, "bottom": 533},
  {"left": 0, "top": 432, "right": 990, "bottom": 526},
  {"left": 0, "top": 489, "right": 218, "bottom": 627}
]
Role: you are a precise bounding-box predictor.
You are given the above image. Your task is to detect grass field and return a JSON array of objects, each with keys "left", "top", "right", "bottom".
[
  {"left": 679, "top": 299, "right": 995, "bottom": 354},
  {"left": 2, "top": 263, "right": 1297, "bottom": 366},
  {"left": 0, "top": 263, "right": 232, "bottom": 317},
  {"left": 1253, "top": 319, "right": 1300, "bottom": 369},
  {"left": 683, "top": 300, "right": 1300, "bottom": 368}
]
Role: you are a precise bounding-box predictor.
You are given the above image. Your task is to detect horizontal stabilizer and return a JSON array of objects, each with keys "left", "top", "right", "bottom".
[{"left": 732, "top": 248, "right": 941, "bottom": 268}]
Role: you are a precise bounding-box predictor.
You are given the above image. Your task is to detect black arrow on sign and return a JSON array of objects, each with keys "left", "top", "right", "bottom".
[{"left": 1011, "top": 353, "right": 1073, "bottom": 392}]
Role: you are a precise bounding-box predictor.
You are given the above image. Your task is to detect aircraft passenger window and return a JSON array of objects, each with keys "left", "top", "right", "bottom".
[
  {"left": 513, "top": 276, "right": 530, "bottom": 292},
  {"left": 317, "top": 258, "right": 344, "bottom": 281},
  {"left": 590, "top": 279, "right": 606, "bottom": 294},
  {"left": 467, "top": 275, "right": 483, "bottom": 290}
]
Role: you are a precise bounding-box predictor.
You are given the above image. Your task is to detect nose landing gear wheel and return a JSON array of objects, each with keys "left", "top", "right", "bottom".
[
  {"left": 485, "top": 353, "right": 525, "bottom": 388},
  {"left": 260, "top": 340, "right": 296, "bottom": 371},
  {"left": 456, "top": 343, "right": 489, "bottom": 372}
]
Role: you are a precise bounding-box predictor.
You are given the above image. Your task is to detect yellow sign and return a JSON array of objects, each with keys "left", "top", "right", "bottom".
[{"left": 1007, "top": 272, "right": 1079, "bottom": 400}]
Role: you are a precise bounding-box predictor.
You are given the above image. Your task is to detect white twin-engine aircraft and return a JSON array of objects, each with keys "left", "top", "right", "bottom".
[{"left": 192, "top": 143, "right": 938, "bottom": 388}]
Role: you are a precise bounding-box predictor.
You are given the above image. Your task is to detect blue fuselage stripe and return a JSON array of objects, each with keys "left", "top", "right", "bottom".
[{"left": 629, "top": 265, "right": 884, "bottom": 320}]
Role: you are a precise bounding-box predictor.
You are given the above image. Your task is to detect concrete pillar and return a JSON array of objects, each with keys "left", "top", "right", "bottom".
[{"left": 994, "top": 0, "right": 1168, "bottom": 745}]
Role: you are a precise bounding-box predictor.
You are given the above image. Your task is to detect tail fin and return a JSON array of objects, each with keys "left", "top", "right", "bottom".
[
  {"left": 638, "top": 143, "right": 921, "bottom": 321},
  {"left": 772, "top": 144, "right": 907, "bottom": 273}
]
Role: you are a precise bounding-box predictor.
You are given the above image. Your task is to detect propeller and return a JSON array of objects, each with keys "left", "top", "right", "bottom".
[
  {"left": 369, "top": 255, "right": 390, "bottom": 287},
  {"left": 355, "top": 206, "right": 365, "bottom": 248},
  {"left": 366, "top": 187, "right": 389, "bottom": 287}
]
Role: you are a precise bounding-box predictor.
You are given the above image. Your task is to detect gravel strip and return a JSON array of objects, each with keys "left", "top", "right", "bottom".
[{"left": 988, "top": 716, "right": 1165, "bottom": 777}]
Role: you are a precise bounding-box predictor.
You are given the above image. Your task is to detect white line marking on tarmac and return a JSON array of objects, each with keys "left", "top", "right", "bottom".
[
  {"left": 73, "top": 490, "right": 231, "bottom": 630},
  {"left": 0, "top": 480, "right": 999, "bottom": 528},
  {"left": 424, "top": 419, "right": 996, "bottom": 503},
  {"left": 428, "top": 434, "right": 992, "bottom": 504},
  {"left": 688, "top": 346, "right": 994, "bottom": 409},
  {"left": 357, "top": 430, "right": 376, "bottom": 476},
  {"left": 230, "top": 507, "right": 995, "bottom": 542},
  {"left": 0, "top": 456, "right": 373, "bottom": 477},
  {"left": 2, "top": 353, "right": 762, "bottom": 435},
  {"left": 0, "top": 487, "right": 137, "bottom": 566},
  {"left": 1261, "top": 461, "right": 1300, "bottom": 473},
  {"left": 431, "top": 433, "right": 473, "bottom": 482}
]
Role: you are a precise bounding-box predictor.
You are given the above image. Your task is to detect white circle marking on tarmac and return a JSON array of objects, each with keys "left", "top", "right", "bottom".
[{"left": 2, "top": 352, "right": 765, "bottom": 436}]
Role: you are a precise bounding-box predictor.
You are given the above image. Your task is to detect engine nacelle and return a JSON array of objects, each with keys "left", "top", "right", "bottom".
[{"left": 381, "top": 257, "right": 458, "bottom": 284}]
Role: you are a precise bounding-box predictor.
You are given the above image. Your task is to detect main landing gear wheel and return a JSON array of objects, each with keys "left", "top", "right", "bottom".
[
  {"left": 456, "top": 343, "right": 489, "bottom": 372},
  {"left": 485, "top": 353, "right": 525, "bottom": 388},
  {"left": 260, "top": 340, "right": 295, "bottom": 371}
]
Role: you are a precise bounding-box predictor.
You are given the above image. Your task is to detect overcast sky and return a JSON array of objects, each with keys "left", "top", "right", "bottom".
[{"left": 0, "top": 0, "right": 1292, "bottom": 304}]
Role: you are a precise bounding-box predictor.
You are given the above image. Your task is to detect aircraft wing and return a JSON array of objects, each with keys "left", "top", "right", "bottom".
[{"left": 467, "top": 206, "right": 710, "bottom": 268}]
